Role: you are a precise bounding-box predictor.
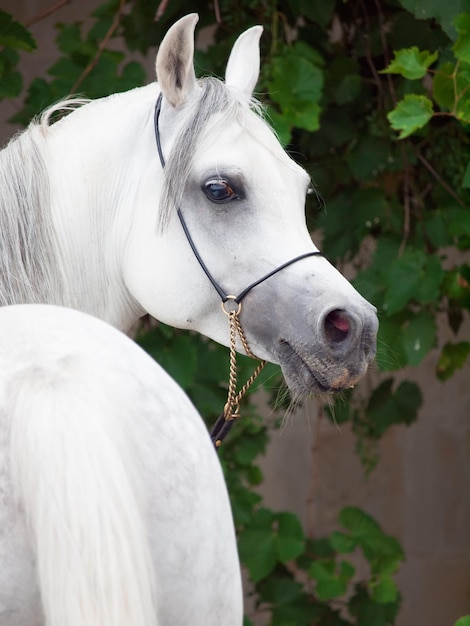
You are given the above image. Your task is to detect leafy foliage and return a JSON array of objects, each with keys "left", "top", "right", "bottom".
[
  {"left": 0, "top": 10, "right": 36, "bottom": 99},
  {"left": 2, "top": 0, "right": 470, "bottom": 623}
]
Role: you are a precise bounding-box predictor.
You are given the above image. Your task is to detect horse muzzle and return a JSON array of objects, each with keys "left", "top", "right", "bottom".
[{"left": 275, "top": 306, "right": 378, "bottom": 396}]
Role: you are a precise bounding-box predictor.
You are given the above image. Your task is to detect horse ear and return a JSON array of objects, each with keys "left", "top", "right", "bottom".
[
  {"left": 156, "top": 13, "right": 199, "bottom": 108},
  {"left": 225, "top": 25, "right": 263, "bottom": 97}
]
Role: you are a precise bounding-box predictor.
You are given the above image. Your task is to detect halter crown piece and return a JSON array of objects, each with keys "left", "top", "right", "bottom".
[{"left": 154, "top": 93, "right": 323, "bottom": 449}]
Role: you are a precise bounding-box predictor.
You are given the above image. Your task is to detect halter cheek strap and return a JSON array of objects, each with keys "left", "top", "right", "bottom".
[
  {"left": 154, "top": 92, "right": 324, "bottom": 447},
  {"left": 154, "top": 93, "right": 323, "bottom": 306}
]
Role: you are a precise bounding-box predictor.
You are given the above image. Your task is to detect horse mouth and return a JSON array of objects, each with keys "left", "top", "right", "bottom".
[
  {"left": 276, "top": 340, "right": 364, "bottom": 397},
  {"left": 277, "top": 340, "right": 333, "bottom": 395}
]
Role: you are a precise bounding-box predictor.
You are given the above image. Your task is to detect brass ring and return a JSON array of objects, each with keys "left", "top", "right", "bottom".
[{"left": 221, "top": 295, "right": 242, "bottom": 316}]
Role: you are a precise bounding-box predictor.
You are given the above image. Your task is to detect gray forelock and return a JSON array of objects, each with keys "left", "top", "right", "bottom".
[{"left": 158, "top": 77, "right": 262, "bottom": 228}]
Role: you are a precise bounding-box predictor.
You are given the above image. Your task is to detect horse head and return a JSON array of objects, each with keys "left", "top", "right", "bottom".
[{"left": 123, "top": 14, "right": 378, "bottom": 397}]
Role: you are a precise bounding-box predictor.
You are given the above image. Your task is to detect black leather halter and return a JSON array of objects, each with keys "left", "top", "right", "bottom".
[{"left": 153, "top": 92, "right": 324, "bottom": 306}]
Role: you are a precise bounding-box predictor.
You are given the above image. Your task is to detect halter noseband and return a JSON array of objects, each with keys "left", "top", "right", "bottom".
[{"left": 153, "top": 92, "right": 323, "bottom": 446}]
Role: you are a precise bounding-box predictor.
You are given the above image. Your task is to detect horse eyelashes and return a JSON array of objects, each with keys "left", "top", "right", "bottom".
[{"left": 203, "top": 179, "right": 241, "bottom": 204}]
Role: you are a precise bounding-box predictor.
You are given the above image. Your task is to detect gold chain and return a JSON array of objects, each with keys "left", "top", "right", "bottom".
[{"left": 221, "top": 298, "right": 267, "bottom": 425}]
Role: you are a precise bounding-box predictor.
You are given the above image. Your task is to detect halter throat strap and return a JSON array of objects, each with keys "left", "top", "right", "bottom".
[{"left": 153, "top": 92, "right": 323, "bottom": 305}]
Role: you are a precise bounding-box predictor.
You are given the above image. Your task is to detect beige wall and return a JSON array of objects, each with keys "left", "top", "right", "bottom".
[
  {"left": 260, "top": 334, "right": 470, "bottom": 625},
  {"left": 2, "top": 2, "right": 470, "bottom": 624}
]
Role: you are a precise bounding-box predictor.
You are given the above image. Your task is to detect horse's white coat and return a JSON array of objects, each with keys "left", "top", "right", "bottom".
[
  {"left": 0, "top": 12, "right": 379, "bottom": 626},
  {"left": 0, "top": 304, "right": 242, "bottom": 626}
]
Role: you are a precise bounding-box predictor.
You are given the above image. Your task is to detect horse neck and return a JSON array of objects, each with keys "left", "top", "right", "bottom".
[{"left": 45, "top": 85, "right": 160, "bottom": 330}]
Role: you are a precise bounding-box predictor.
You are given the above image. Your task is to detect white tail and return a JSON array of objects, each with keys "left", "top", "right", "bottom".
[{"left": 9, "top": 359, "right": 157, "bottom": 626}]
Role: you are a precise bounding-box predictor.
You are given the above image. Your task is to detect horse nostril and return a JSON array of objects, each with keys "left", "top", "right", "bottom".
[{"left": 323, "top": 310, "right": 351, "bottom": 345}]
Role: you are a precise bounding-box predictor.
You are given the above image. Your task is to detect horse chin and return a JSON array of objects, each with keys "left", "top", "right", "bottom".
[{"left": 276, "top": 340, "right": 366, "bottom": 398}]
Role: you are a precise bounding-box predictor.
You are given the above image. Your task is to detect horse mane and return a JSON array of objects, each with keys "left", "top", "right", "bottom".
[
  {"left": 0, "top": 101, "right": 84, "bottom": 306},
  {"left": 158, "top": 77, "right": 265, "bottom": 228},
  {"left": 0, "top": 82, "right": 264, "bottom": 303}
]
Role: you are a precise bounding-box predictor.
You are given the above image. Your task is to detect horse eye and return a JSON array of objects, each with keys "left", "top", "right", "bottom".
[{"left": 203, "top": 179, "right": 239, "bottom": 204}]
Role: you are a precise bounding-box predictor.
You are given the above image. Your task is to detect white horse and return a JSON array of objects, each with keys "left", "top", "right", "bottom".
[
  {"left": 0, "top": 304, "right": 239, "bottom": 626},
  {"left": 0, "top": 13, "right": 378, "bottom": 626}
]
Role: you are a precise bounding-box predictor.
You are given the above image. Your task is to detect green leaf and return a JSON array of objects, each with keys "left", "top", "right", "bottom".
[
  {"left": 0, "top": 10, "right": 36, "bottom": 51},
  {"left": 325, "top": 389, "right": 353, "bottom": 424},
  {"left": 402, "top": 311, "right": 437, "bottom": 365},
  {"left": 9, "top": 76, "right": 56, "bottom": 124},
  {"left": 463, "top": 161, "right": 470, "bottom": 188},
  {"left": 330, "top": 531, "right": 357, "bottom": 553},
  {"left": 394, "top": 381, "right": 422, "bottom": 423},
  {"left": 275, "top": 512, "right": 306, "bottom": 562},
  {"left": 454, "top": 61, "right": 470, "bottom": 122},
  {"left": 232, "top": 437, "right": 265, "bottom": 467},
  {"left": 448, "top": 207, "right": 470, "bottom": 242},
  {"left": 293, "top": 0, "right": 335, "bottom": 28},
  {"left": 416, "top": 256, "right": 445, "bottom": 303},
  {"left": 423, "top": 210, "right": 450, "bottom": 248},
  {"left": 271, "top": 593, "right": 325, "bottom": 626},
  {"left": 350, "top": 584, "right": 401, "bottom": 625},
  {"left": 377, "top": 322, "right": 408, "bottom": 374},
  {"left": 381, "top": 46, "right": 438, "bottom": 79},
  {"left": 268, "top": 45, "right": 323, "bottom": 132},
  {"left": 369, "top": 575, "right": 399, "bottom": 603},
  {"left": 318, "top": 189, "right": 388, "bottom": 261},
  {"left": 315, "top": 578, "right": 347, "bottom": 601},
  {"left": 309, "top": 559, "right": 335, "bottom": 581},
  {"left": 309, "top": 558, "right": 354, "bottom": 602},
  {"left": 375, "top": 554, "right": 405, "bottom": 578},
  {"left": 308, "top": 537, "right": 336, "bottom": 559},
  {"left": 387, "top": 94, "right": 433, "bottom": 138},
  {"left": 55, "top": 23, "right": 86, "bottom": 55},
  {"left": 347, "top": 138, "right": 394, "bottom": 179},
  {"left": 364, "top": 377, "right": 421, "bottom": 436},
  {"left": 339, "top": 507, "right": 404, "bottom": 569},
  {"left": 339, "top": 560, "right": 355, "bottom": 582},
  {"left": 453, "top": 14, "right": 470, "bottom": 62},
  {"left": 340, "top": 507, "right": 381, "bottom": 537},
  {"left": 266, "top": 107, "right": 292, "bottom": 146},
  {"left": 397, "top": 0, "right": 466, "bottom": 38},
  {"left": 335, "top": 73, "right": 362, "bottom": 105},
  {"left": 455, "top": 617, "right": 470, "bottom": 626},
  {"left": 0, "top": 54, "right": 22, "bottom": 97},
  {"left": 238, "top": 509, "right": 277, "bottom": 582},
  {"left": 229, "top": 484, "right": 262, "bottom": 527},
  {"left": 437, "top": 341, "right": 470, "bottom": 380},
  {"left": 258, "top": 576, "right": 304, "bottom": 605},
  {"left": 433, "top": 62, "right": 456, "bottom": 110},
  {"left": 450, "top": 265, "right": 470, "bottom": 298},
  {"left": 327, "top": 56, "right": 362, "bottom": 105},
  {"left": 309, "top": 560, "right": 348, "bottom": 600},
  {"left": 433, "top": 60, "right": 470, "bottom": 120},
  {"left": 382, "top": 249, "right": 443, "bottom": 314},
  {"left": 118, "top": 60, "right": 146, "bottom": 90}
]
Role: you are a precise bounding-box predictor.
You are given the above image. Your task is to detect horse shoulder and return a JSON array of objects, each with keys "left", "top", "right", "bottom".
[{"left": 0, "top": 305, "right": 242, "bottom": 626}]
